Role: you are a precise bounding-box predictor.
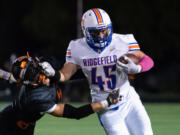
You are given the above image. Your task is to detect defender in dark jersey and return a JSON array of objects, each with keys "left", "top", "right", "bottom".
[{"left": 0, "top": 55, "right": 119, "bottom": 135}]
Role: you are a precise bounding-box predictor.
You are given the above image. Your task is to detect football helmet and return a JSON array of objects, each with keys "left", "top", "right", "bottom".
[
  {"left": 12, "top": 55, "right": 44, "bottom": 84},
  {"left": 81, "top": 8, "right": 113, "bottom": 52}
]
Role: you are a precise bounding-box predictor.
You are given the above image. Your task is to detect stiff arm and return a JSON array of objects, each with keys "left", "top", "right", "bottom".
[{"left": 59, "top": 62, "right": 78, "bottom": 82}]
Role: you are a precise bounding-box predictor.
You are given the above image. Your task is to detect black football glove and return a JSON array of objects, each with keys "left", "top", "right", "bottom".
[{"left": 106, "top": 90, "right": 119, "bottom": 106}]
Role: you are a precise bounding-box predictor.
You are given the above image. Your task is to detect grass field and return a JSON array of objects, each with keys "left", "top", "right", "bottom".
[{"left": 1, "top": 102, "right": 180, "bottom": 135}]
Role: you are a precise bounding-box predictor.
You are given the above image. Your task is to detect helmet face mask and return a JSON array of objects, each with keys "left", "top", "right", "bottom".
[
  {"left": 81, "top": 8, "right": 113, "bottom": 52},
  {"left": 86, "top": 25, "right": 112, "bottom": 48},
  {"left": 89, "top": 27, "right": 110, "bottom": 39}
]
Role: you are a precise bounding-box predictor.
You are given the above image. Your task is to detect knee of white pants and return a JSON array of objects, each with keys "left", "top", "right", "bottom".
[
  {"left": 98, "top": 114, "right": 130, "bottom": 135},
  {"left": 98, "top": 101, "right": 132, "bottom": 135},
  {"left": 131, "top": 115, "right": 153, "bottom": 135},
  {"left": 135, "top": 127, "right": 153, "bottom": 135},
  {"left": 140, "top": 120, "right": 153, "bottom": 135},
  {"left": 98, "top": 112, "right": 130, "bottom": 135}
]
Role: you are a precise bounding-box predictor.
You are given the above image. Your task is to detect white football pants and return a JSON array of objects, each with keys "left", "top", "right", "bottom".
[{"left": 98, "top": 88, "right": 153, "bottom": 135}]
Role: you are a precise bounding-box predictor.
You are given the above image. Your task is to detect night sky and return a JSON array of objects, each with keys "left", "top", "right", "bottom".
[{"left": 0, "top": 0, "right": 180, "bottom": 97}]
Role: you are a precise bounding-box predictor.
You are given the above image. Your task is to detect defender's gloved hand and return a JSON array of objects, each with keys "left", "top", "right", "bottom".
[
  {"left": 39, "top": 62, "right": 55, "bottom": 77},
  {"left": 101, "top": 90, "right": 119, "bottom": 109},
  {"left": 116, "top": 56, "right": 141, "bottom": 74},
  {"left": 106, "top": 90, "right": 119, "bottom": 106}
]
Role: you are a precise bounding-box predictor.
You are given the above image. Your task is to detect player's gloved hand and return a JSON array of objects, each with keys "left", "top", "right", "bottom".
[
  {"left": 39, "top": 61, "right": 61, "bottom": 82},
  {"left": 39, "top": 61, "right": 55, "bottom": 77},
  {"left": 116, "top": 56, "right": 141, "bottom": 74},
  {"left": 106, "top": 90, "right": 119, "bottom": 106}
]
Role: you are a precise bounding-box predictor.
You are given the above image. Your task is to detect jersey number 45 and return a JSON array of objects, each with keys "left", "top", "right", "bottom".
[{"left": 91, "top": 65, "right": 116, "bottom": 91}]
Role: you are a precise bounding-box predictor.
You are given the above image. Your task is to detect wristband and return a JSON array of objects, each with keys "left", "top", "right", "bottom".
[
  {"left": 51, "top": 70, "right": 61, "bottom": 83},
  {"left": 54, "top": 70, "right": 61, "bottom": 81}
]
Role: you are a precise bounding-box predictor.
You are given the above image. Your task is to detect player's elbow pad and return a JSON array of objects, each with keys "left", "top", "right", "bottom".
[{"left": 62, "top": 104, "right": 94, "bottom": 120}]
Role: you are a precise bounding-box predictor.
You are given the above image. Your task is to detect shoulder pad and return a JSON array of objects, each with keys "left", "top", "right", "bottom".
[{"left": 118, "top": 34, "right": 137, "bottom": 44}]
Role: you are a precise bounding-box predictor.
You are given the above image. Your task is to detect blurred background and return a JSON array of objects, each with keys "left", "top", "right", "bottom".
[{"left": 0, "top": 0, "right": 180, "bottom": 102}]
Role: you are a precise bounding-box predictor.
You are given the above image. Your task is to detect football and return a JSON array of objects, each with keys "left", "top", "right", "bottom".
[
  {"left": 118, "top": 53, "right": 140, "bottom": 80},
  {"left": 119, "top": 53, "right": 140, "bottom": 64}
]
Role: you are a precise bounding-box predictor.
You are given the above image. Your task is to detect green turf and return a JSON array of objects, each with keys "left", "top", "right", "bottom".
[{"left": 1, "top": 103, "right": 180, "bottom": 135}]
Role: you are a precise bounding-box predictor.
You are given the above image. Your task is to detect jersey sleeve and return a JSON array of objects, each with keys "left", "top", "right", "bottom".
[
  {"left": 31, "top": 99, "right": 55, "bottom": 113},
  {"left": 65, "top": 40, "right": 79, "bottom": 65},
  {"left": 120, "top": 34, "right": 141, "bottom": 53},
  {"left": 26, "top": 86, "right": 57, "bottom": 114},
  {"left": 45, "top": 104, "right": 57, "bottom": 113}
]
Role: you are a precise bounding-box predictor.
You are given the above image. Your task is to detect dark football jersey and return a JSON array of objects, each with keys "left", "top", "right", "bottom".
[{"left": 0, "top": 83, "right": 61, "bottom": 135}]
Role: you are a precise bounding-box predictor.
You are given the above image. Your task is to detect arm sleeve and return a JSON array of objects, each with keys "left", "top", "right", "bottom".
[
  {"left": 62, "top": 104, "right": 94, "bottom": 120},
  {"left": 27, "top": 87, "right": 56, "bottom": 113},
  {"left": 28, "top": 99, "right": 56, "bottom": 113},
  {"left": 138, "top": 55, "right": 154, "bottom": 72}
]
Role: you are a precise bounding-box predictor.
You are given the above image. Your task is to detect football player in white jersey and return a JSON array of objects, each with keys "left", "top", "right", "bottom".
[{"left": 41, "top": 8, "right": 154, "bottom": 135}]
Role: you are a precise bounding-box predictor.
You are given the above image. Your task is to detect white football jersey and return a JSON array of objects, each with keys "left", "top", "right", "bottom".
[{"left": 66, "top": 33, "right": 140, "bottom": 103}]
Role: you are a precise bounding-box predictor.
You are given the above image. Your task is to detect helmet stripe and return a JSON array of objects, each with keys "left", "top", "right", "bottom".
[{"left": 92, "top": 8, "right": 103, "bottom": 24}]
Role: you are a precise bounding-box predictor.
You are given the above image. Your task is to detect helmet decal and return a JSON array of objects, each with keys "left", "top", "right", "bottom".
[
  {"left": 92, "top": 8, "right": 103, "bottom": 25},
  {"left": 20, "top": 61, "right": 27, "bottom": 69}
]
